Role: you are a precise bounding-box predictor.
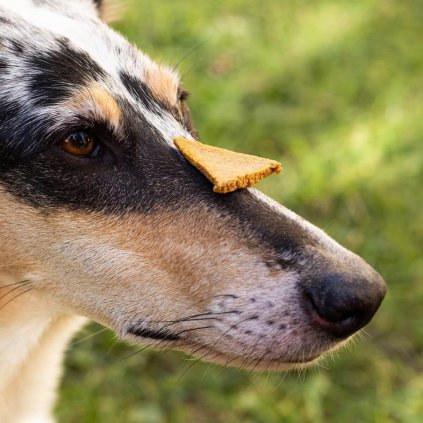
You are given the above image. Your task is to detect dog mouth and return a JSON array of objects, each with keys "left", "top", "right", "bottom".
[{"left": 125, "top": 324, "right": 327, "bottom": 370}]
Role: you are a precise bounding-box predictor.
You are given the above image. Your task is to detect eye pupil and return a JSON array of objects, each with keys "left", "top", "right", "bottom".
[
  {"left": 62, "top": 130, "right": 96, "bottom": 157},
  {"left": 69, "top": 131, "right": 89, "bottom": 147}
]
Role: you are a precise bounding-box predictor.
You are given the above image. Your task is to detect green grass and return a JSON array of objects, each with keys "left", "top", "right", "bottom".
[{"left": 56, "top": 0, "right": 423, "bottom": 421}]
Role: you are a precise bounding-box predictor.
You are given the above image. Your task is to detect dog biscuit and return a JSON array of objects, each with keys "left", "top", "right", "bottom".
[{"left": 174, "top": 137, "right": 282, "bottom": 193}]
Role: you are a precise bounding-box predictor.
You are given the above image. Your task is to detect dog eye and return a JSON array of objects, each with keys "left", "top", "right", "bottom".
[{"left": 61, "top": 130, "right": 99, "bottom": 157}]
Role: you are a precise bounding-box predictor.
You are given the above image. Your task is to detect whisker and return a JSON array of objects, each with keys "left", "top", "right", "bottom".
[
  {"left": 112, "top": 343, "right": 151, "bottom": 364},
  {"left": 204, "top": 315, "right": 253, "bottom": 353},
  {"left": 223, "top": 354, "right": 239, "bottom": 369},
  {"left": 265, "top": 370, "right": 271, "bottom": 386},
  {"left": 70, "top": 327, "right": 111, "bottom": 347},
  {"left": 171, "top": 38, "right": 211, "bottom": 72},
  {"left": 181, "top": 343, "right": 210, "bottom": 363},
  {"left": 177, "top": 315, "right": 253, "bottom": 378},
  {"left": 272, "top": 369, "right": 289, "bottom": 392},
  {"left": 0, "top": 281, "right": 32, "bottom": 303},
  {"left": 0, "top": 279, "right": 30, "bottom": 288},
  {"left": 121, "top": 291, "right": 241, "bottom": 334},
  {"left": 239, "top": 338, "right": 261, "bottom": 371},
  {"left": 177, "top": 348, "right": 223, "bottom": 382},
  {"left": 249, "top": 348, "right": 270, "bottom": 373},
  {"left": 173, "top": 325, "right": 214, "bottom": 337},
  {"left": 0, "top": 287, "right": 33, "bottom": 311},
  {"left": 123, "top": 310, "right": 238, "bottom": 330},
  {"left": 211, "top": 294, "right": 239, "bottom": 300},
  {"left": 115, "top": 323, "right": 214, "bottom": 364},
  {"left": 180, "top": 63, "right": 199, "bottom": 81}
]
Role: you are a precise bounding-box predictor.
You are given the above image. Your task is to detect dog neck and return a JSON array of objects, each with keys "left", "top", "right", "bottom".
[{"left": 0, "top": 275, "right": 85, "bottom": 423}]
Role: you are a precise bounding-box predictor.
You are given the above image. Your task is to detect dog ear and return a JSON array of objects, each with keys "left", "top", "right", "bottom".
[
  {"left": 93, "top": 0, "right": 126, "bottom": 22},
  {"left": 89, "top": 0, "right": 126, "bottom": 23}
]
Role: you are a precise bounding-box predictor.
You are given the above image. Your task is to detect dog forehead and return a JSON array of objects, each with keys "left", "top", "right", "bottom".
[
  {"left": 0, "top": 0, "right": 189, "bottom": 144},
  {"left": 0, "top": 0, "right": 180, "bottom": 106}
]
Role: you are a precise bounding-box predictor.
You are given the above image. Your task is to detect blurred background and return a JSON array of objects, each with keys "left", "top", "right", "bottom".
[{"left": 57, "top": 0, "right": 423, "bottom": 421}]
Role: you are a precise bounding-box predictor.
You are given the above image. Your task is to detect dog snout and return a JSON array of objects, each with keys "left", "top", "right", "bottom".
[{"left": 304, "top": 271, "right": 386, "bottom": 338}]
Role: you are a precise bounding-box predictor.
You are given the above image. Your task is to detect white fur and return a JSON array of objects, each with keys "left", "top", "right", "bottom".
[{"left": 0, "top": 277, "right": 86, "bottom": 423}]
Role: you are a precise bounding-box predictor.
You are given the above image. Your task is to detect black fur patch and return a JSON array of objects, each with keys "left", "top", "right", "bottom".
[
  {"left": 127, "top": 325, "right": 181, "bottom": 341},
  {"left": 120, "top": 71, "right": 170, "bottom": 116},
  {"left": 28, "top": 37, "right": 106, "bottom": 107}
]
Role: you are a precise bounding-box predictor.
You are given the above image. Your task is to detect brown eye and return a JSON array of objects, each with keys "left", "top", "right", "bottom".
[{"left": 62, "top": 131, "right": 96, "bottom": 157}]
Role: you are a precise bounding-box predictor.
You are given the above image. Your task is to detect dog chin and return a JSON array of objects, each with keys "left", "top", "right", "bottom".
[
  {"left": 177, "top": 334, "right": 353, "bottom": 372},
  {"left": 124, "top": 335, "right": 333, "bottom": 372},
  {"left": 177, "top": 342, "right": 327, "bottom": 371}
]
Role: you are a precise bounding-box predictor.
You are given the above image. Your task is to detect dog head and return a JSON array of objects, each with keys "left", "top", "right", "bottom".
[{"left": 0, "top": 0, "right": 386, "bottom": 370}]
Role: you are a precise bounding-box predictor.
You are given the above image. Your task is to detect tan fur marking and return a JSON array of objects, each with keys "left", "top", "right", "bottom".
[
  {"left": 67, "top": 83, "right": 122, "bottom": 130},
  {"left": 145, "top": 64, "right": 179, "bottom": 106}
]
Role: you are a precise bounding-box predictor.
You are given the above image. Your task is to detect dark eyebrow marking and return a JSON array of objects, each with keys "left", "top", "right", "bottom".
[
  {"left": 27, "top": 37, "right": 106, "bottom": 107},
  {"left": 120, "top": 71, "right": 174, "bottom": 116}
]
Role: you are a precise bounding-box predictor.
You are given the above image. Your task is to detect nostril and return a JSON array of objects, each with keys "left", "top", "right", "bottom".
[
  {"left": 304, "top": 272, "right": 386, "bottom": 338},
  {"left": 305, "top": 290, "right": 364, "bottom": 338}
]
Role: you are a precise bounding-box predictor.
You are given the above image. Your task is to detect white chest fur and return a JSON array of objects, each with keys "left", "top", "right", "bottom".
[{"left": 0, "top": 285, "right": 85, "bottom": 423}]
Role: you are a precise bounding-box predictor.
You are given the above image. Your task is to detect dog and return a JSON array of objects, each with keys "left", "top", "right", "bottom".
[{"left": 0, "top": 1, "right": 386, "bottom": 422}]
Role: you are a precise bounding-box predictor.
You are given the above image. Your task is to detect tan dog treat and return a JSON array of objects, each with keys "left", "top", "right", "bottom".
[{"left": 174, "top": 137, "right": 282, "bottom": 193}]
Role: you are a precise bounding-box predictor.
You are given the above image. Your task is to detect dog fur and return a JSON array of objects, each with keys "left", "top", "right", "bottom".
[{"left": 0, "top": 1, "right": 386, "bottom": 422}]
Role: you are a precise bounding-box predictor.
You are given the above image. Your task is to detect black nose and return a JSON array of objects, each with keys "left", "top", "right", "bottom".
[{"left": 304, "top": 272, "right": 386, "bottom": 338}]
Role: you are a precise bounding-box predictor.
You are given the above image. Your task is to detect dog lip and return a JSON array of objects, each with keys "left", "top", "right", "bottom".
[
  {"left": 282, "top": 355, "right": 320, "bottom": 364},
  {"left": 127, "top": 325, "right": 181, "bottom": 341},
  {"left": 186, "top": 340, "right": 321, "bottom": 368}
]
